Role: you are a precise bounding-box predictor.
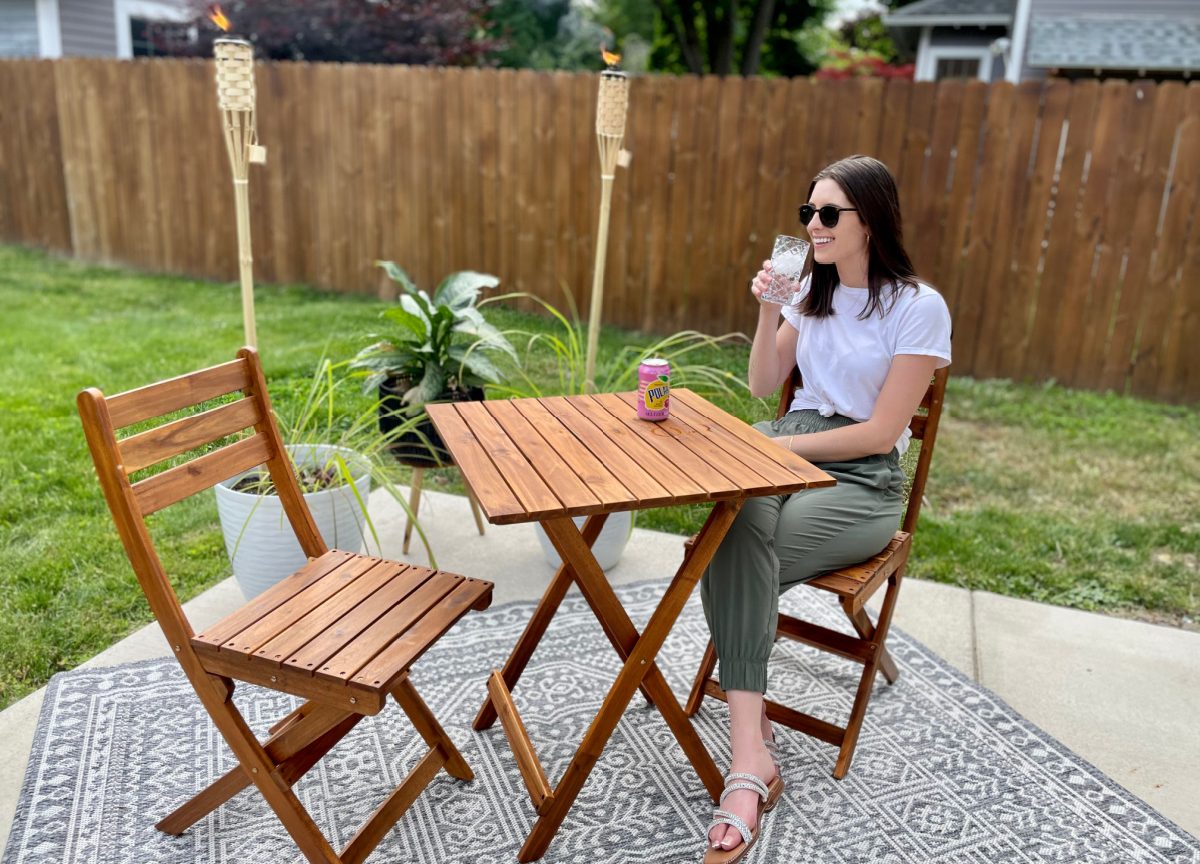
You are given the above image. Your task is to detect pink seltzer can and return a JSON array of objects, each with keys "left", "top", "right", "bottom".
[{"left": 637, "top": 358, "right": 670, "bottom": 421}]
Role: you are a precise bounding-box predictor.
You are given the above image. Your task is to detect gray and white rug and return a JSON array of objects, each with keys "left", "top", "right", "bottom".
[{"left": 4, "top": 580, "right": 1198, "bottom": 864}]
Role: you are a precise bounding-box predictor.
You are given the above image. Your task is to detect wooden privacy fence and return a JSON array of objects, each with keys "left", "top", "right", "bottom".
[{"left": 1, "top": 59, "right": 1198, "bottom": 401}]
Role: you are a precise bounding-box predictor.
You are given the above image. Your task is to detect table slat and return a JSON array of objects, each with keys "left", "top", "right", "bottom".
[
  {"left": 425, "top": 401, "right": 528, "bottom": 524},
  {"left": 483, "top": 400, "right": 604, "bottom": 513},
  {"left": 587, "top": 394, "right": 743, "bottom": 496},
  {"left": 671, "top": 389, "right": 836, "bottom": 488},
  {"left": 609, "top": 392, "right": 779, "bottom": 496},
  {"left": 555, "top": 396, "right": 713, "bottom": 501},
  {"left": 656, "top": 393, "right": 811, "bottom": 490},
  {"left": 455, "top": 401, "right": 567, "bottom": 519},
  {"left": 537, "top": 397, "right": 679, "bottom": 507},
  {"left": 512, "top": 398, "right": 635, "bottom": 507}
]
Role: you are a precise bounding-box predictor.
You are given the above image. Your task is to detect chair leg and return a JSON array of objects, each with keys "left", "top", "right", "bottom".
[
  {"left": 391, "top": 676, "right": 474, "bottom": 781},
  {"left": 403, "top": 468, "right": 424, "bottom": 554},
  {"left": 337, "top": 678, "right": 472, "bottom": 864},
  {"left": 843, "top": 601, "right": 900, "bottom": 685},
  {"left": 832, "top": 656, "right": 880, "bottom": 779},
  {"left": 833, "top": 573, "right": 906, "bottom": 779},
  {"left": 196, "top": 681, "right": 344, "bottom": 863},
  {"left": 157, "top": 701, "right": 360, "bottom": 837},
  {"left": 685, "top": 640, "right": 718, "bottom": 717}
]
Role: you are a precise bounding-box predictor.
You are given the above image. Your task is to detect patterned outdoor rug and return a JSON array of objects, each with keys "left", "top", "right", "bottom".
[{"left": 4, "top": 580, "right": 1198, "bottom": 864}]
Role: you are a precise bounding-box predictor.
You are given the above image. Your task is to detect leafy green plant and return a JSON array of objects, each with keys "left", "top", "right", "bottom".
[
  {"left": 229, "top": 355, "right": 439, "bottom": 565},
  {"left": 479, "top": 288, "right": 750, "bottom": 399},
  {"left": 351, "top": 261, "right": 517, "bottom": 409}
]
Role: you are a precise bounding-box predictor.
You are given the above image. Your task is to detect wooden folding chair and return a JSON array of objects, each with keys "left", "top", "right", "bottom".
[
  {"left": 684, "top": 365, "right": 949, "bottom": 779},
  {"left": 77, "top": 347, "right": 493, "bottom": 864}
]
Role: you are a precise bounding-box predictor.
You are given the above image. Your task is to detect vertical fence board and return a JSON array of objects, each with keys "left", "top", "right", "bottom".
[
  {"left": 1154, "top": 86, "right": 1200, "bottom": 401},
  {"left": 1129, "top": 83, "right": 1199, "bottom": 397},
  {"left": 1003, "top": 80, "right": 1071, "bottom": 367},
  {"left": 1027, "top": 80, "right": 1099, "bottom": 382},
  {"left": 1098, "top": 82, "right": 1182, "bottom": 392}
]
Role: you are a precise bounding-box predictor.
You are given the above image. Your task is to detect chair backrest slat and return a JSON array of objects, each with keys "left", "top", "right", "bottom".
[
  {"left": 119, "top": 397, "right": 263, "bottom": 475},
  {"left": 774, "top": 364, "right": 950, "bottom": 535},
  {"left": 106, "top": 358, "right": 249, "bottom": 430},
  {"left": 132, "top": 433, "right": 275, "bottom": 515}
]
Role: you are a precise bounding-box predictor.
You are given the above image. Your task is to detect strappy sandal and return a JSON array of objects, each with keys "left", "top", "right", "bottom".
[
  {"left": 763, "top": 738, "right": 781, "bottom": 775},
  {"left": 703, "top": 771, "right": 785, "bottom": 864}
]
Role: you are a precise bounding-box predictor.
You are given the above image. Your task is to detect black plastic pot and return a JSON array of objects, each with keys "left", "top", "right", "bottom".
[{"left": 379, "top": 378, "right": 485, "bottom": 468}]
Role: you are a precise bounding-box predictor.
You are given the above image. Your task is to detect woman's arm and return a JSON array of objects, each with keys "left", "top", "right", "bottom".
[
  {"left": 747, "top": 261, "right": 800, "bottom": 398},
  {"left": 778, "top": 354, "right": 940, "bottom": 461}
]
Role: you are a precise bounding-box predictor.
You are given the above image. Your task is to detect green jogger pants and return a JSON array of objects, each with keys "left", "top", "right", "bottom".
[{"left": 700, "top": 410, "right": 906, "bottom": 694}]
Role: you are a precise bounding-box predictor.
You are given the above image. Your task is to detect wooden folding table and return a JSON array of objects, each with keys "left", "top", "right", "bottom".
[{"left": 426, "top": 389, "right": 833, "bottom": 862}]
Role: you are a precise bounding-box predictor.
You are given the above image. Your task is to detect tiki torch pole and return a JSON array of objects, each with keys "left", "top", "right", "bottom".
[
  {"left": 584, "top": 67, "right": 629, "bottom": 394},
  {"left": 214, "top": 37, "right": 265, "bottom": 348}
]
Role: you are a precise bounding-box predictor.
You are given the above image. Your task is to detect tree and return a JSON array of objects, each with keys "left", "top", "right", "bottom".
[
  {"left": 151, "top": 0, "right": 499, "bottom": 65},
  {"left": 645, "top": 0, "right": 834, "bottom": 77},
  {"left": 810, "top": 9, "right": 914, "bottom": 79},
  {"left": 485, "top": 0, "right": 610, "bottom": 70}
]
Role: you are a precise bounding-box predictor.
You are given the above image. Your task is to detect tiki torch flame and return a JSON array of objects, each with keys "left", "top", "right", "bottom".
[
  {"left": 209, "top": 4, "right": 231, "bottom": 31},
  {"left": 600, "top": 45, "right": 621, "bottom": 68}
]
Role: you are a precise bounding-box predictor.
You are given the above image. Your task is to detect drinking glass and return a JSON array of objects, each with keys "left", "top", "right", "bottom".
[{"left": 761, "top": 234, "right": 810, "bottom": 304}]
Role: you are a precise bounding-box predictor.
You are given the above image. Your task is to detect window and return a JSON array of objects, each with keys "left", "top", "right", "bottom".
[
  {"left": 935, "top": 57, "right": 983, "bottom": 79},
  {"left": 129, "top": 17, "right": 157, "bottom": 57}
]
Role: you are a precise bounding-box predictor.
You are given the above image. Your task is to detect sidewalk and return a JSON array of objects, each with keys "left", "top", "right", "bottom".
[{"left": 2, "top": 486, "right": 1198, "bottom": 851}]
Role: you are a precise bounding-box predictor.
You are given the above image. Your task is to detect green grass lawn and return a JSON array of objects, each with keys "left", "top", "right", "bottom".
[{"left": 1, "top": 244, "right": 1197, "bottom": 710}]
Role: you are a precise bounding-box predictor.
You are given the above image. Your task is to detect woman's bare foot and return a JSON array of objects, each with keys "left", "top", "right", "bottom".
[{"left": 707, "top": 742, "right": 777, "bottom": 852}]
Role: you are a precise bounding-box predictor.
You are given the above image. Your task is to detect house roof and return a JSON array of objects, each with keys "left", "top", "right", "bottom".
[
  {"left": 1027, "top": 16, "right": 1200, "bottom": 72},
  {"left": 882, "top": 0, "right": 1014, "bottom": 28}
]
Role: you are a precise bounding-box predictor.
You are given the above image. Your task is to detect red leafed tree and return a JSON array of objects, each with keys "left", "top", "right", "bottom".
[{"left": 151, "top": 0, "right": 500, "bottom": 65}]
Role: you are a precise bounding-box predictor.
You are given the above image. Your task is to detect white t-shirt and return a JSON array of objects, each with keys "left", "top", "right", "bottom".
[{"left": 779, "top": 278, "right": 952, "bottom": 456}]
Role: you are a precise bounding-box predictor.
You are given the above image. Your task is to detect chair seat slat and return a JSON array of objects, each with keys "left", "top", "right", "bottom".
[
  {"left": 253, "top": 560, "right": 411, "bottom": 666},
  {"left": 352, "top": 579, "right": 493, "bottom": 690},
  {"left": 119, "top": 397, "right": 262, "bottom": 474},
  {"left": 194, "top": 550, "right": 356, "bottom": 649},
  {"left": 133, "top": 434, "right": 273, "bottom": 515},
  {"left": 317, "top": 573, "right": 463, "bottom": 685},
  {"left": 106, "top": 358, "right": 248, "bottom": 429},
  {"left": 222, "top": 555, "right": 384, "bottom": 655},
  {"left": 282, "top": 564, "right": 433, "bottom": 676}
]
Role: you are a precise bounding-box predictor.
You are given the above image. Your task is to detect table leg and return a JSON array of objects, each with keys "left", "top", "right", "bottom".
[
  {"left": 472, "top": 514, "right": 609, "bottom": 731},
  {"left": 518, "top": 502, "right": 740, "bottom": 862}
]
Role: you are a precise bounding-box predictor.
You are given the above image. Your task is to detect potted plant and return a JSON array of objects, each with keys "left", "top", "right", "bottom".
[
  {"left": 480, "top": 289, "right": 749, "bottom": 571},
  {"left": 351, "top": 261, "right": 517, "bottom": 467},
  {"left": 214, "top": 357, "right": 435, "bottom": 599}
]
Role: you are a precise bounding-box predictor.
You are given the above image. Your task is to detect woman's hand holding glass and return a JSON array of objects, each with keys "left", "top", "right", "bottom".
[{"left": 749, "top": 259, "right": 781, "bottom": 309}]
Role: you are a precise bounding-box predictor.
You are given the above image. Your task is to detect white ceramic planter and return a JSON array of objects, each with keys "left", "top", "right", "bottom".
[
  {"left": 534, "top": 510, "right": 634, "bottom": 572},
  {"left": 215, "top": 444, "right": 372, "bottom": 599}
]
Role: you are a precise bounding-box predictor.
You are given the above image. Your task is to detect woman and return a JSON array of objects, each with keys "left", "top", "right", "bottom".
[{"left": 702, "top": 154, "right": 951, "bottom": 863}]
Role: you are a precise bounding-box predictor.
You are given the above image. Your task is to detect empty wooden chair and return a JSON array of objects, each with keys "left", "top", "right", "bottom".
[
  {"left": 684, "top": 365, "right": 949, "bottom": 779},
  {"left": 77, "top": 347, "right": 493, "bottom": 864}
]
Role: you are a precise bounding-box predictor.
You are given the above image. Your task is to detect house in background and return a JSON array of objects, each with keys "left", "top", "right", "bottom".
[
  {"left": 0, "top": 0, "right": 187, "bottom": 59},
  {"left": 884, "top": 0, "right": 1200, "bottom": 84}
]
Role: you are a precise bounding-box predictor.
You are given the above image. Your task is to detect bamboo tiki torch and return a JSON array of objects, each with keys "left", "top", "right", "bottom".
[
  {"left": 584, "top": 51, "right": 630, "bottom": 393},
  {"left": 213, "top": 28, "right": 266, "bottom": 347}
]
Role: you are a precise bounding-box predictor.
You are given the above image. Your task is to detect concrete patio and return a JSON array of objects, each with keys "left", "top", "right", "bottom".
[{"left": 2, "top": 485, "right": 1197, "bottom": 852}]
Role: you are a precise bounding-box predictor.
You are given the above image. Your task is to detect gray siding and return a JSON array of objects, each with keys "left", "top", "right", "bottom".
[
  {"left": 59, "top": 0, "right": 116, "bottom": 56},
  {"left": 0, "top": 0, "right": 39, "bottom": 57},
  {"left": 1036, "top": 0, "right": 1200, "bottom": 15}
]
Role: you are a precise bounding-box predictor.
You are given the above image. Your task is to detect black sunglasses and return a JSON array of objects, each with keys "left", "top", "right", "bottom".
[{"left": 798, "top": 203, "right": 858, "bottom": 228}]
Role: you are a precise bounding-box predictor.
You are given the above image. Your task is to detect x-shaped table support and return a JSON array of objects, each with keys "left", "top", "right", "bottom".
[{"left": 474, "top": 501, "right": 741, "bottom": 862}]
